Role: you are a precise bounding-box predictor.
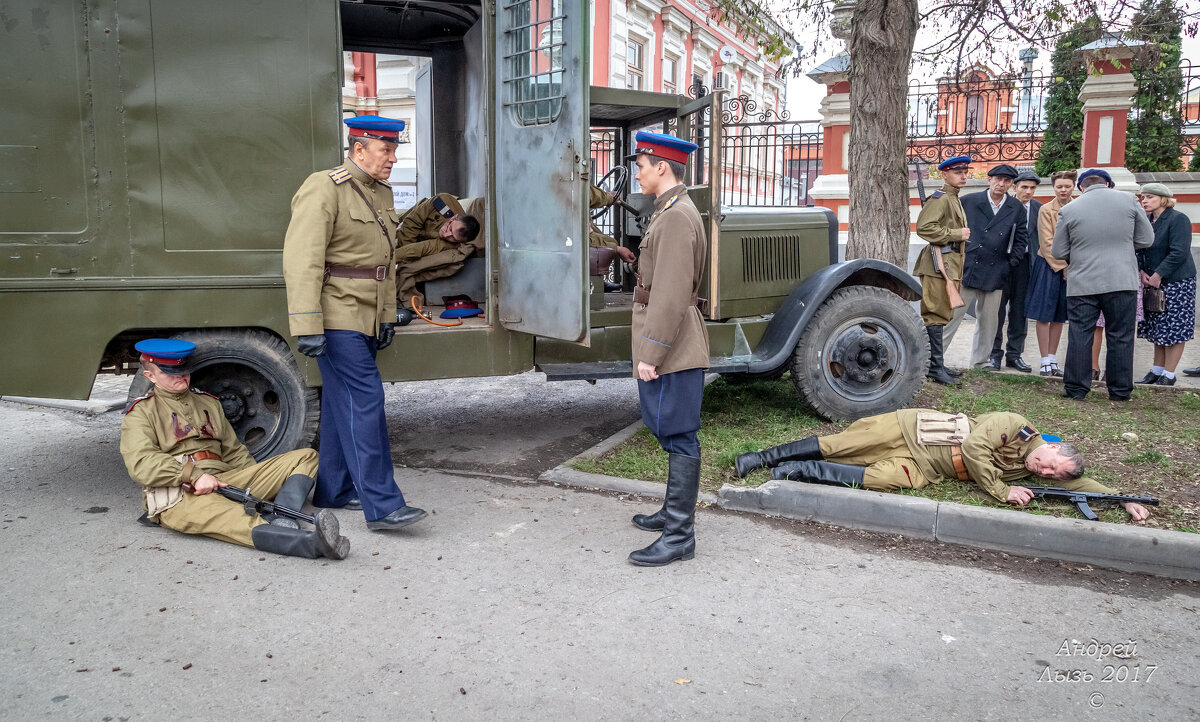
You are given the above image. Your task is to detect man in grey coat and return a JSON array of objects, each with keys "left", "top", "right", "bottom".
[{"left": 1052, "top": 169, "right": 1154, "bottom": 401}]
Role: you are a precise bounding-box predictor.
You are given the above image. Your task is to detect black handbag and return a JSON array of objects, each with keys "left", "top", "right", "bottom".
[{"left": 1143, "top": 285, "right": 1166, "bottom": 315}]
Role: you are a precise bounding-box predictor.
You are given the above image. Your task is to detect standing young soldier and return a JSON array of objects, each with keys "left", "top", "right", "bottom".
[
  {"left": 282, "top": 115, "right": 427, "bottom": 531},
  {"left": 914, "top": 156, "right": 972, "bottom": 386},
  {"left": 625, "top": 131, "right": 709, "bottom": 567}
]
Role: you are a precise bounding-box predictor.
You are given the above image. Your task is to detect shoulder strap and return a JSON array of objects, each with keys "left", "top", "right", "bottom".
[
  {"left": 328, "top": 167, "right": 352, "bottom": 185},
  {"left": 431, "top": 196, "right": 456, "bottom": 219}
]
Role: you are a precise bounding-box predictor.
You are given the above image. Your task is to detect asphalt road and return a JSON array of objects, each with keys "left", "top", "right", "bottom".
[{"left": 1, "top": 383, "right": 1198, "bottom": 721}]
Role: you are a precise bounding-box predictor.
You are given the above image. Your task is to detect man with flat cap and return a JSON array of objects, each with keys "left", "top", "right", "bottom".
[
  {"left": 914, "top": 156, "right": 971, "bottom": 386},
  {"left": 283, "top": 114, "right": 427, "bottom": 531},
  {"left": 945, "top": 163, "right": 1028, "bottom": 369},
  {"left": 624, "top": 130, "right": 709, "bottom": 567},
  {"left": 989, "top": 170, "right": 1041, "bottom": 372},
  {"left": 1052, "top": 168, "right": 1153, "bottom": 401},
  {"left": 120, "top": 339, "right": 351, "bottom": 559}
]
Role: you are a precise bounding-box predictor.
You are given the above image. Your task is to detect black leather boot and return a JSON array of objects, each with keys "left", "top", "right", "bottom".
[
  {"left": 266, "top": 474, "right": 314, "bottom": 529},
  {"left": 631, "top": 506, "right": 666, "bottom": 532},
  {"left": 772, "top": 460, "right": 866, "bottom": 488},
  {"left": 629, "top": 453, "right": 700, "bottom": 566},
  {"left": 251, "top": 509, "right": 350, "bottom": 560},
  {"left": 734, "top": 436, "right": 822, "bottom": 478},
  {"left": 925, "top": 325, "right": 961, "bottom": 386}
]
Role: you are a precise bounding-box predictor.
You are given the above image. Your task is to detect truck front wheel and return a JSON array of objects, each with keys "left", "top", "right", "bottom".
[
  {"left": 127, "top": 329, "right": 319, "bottom": 460},
  {"left": 790, "top": 286, "right": 929, "bottom": 421}
]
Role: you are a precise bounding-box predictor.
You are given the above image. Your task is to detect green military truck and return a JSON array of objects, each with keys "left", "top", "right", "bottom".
[{"left": 0, "top": 0, "right": 928, "bottom": 460}]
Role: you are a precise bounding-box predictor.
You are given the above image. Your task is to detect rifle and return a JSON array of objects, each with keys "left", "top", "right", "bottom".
[
  {"left": 210, "top": 484, "right": 317, "bottom": 524},
  {"left": 1024, "top": 486, "right": 1160, "bottom": 521},
  {"left": 912, "top": 161, "right": 965, "bottom": 309}
]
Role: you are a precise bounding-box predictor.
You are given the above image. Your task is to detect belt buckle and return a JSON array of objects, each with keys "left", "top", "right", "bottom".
[{"left": 375, "top": 265, "right": 388, "bottom": 281}]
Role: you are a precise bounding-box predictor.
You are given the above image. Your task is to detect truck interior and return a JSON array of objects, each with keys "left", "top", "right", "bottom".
[{"left": 339, "top": 0, "right": 713, "bottom": 342}]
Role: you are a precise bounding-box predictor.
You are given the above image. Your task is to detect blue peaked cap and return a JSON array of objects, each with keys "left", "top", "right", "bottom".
[
  {"left": 343, "top": 114, "right": 406, "bottom": 132},
  {"left": 627, "top": 130, "right": 698, "bottom": 162},
  {"left": 134, "top": 338, "right": 195, "bottom": 360},
  {"left": 937, "top": 155, "right": 972, "bottom": 171}
]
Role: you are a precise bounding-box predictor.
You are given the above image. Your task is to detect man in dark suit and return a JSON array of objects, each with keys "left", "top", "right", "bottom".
[
  {"left": 944, "top": 164, "right": 1028, "bottom": 368},
  {"left": 989, "top": 170, "right": 1041, "bottom": 372}
]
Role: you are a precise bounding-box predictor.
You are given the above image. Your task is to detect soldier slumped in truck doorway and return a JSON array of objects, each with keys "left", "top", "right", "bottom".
[
  {"left": 734, "top": 409, "right": 1151, "bottom": 521},
  {"left": 120, "top": 339, "right": 351, "bottom": 559},
  {"left": 394, "top": 193, "right": 482, "bottom": 324}
]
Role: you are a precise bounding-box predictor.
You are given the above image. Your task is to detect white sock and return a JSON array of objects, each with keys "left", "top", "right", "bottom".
[
  {"left": 1152, "top": 365, "right": 1165, "bottom": 375},
  {"left": 1041, "top": 356, "right": 1052, "bottom": 366},
  {"left": 1047, "top": 354, "right": 1057, "bottom": 364},
  {"left": 1163, "top": 370, "right": 1176, "bottom": 379}
]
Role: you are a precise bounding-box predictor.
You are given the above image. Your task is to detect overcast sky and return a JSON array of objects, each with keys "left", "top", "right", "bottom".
[{"left": 780, "top": 25, "right": 1200, "bottom": 119}]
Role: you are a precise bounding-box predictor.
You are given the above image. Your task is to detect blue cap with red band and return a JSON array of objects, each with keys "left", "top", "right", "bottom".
[
  {"left": 626, "top": 131, "right": 698, "bottom": 163},
  {"left": 344, "top": 115, "right": 406, "bottom": 143},
  {"left": 135, "top": 339, "right": 196, "bottom": 376}
]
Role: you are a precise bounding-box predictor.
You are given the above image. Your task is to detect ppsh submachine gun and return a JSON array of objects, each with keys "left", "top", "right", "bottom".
[
  {"left": 1025, "top": 486, "right": 1160, "bottom": 521},
  {"left": 215, "top": 485, "right": 316, "bottom": 524}
]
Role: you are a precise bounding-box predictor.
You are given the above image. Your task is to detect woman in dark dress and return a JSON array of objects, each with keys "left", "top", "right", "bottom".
[
  {"left": 1025, "top": 170, "right": 1075, "bottom": 376},
  {"left": 1134, "top": 183, "right": 1197, "bottom": 386}
]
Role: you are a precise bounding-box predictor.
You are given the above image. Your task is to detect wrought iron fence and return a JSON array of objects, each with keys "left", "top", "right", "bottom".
[{"left": 720, "top": 95, "right": 822, "bottom": 207}]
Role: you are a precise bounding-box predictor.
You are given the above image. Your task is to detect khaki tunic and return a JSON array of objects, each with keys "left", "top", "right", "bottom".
[
  {"left": 120, "top": 388, "right": 318, "bottom": 547},
  {"left": 631, "top": 185, "right": 709, "bottom": 375},
  {"left": 913, "top": 184, "right": 967, "bottom": 325},
  {"left": 396, "top": 193, "right": 465, "bottom": 248},
  {"left": 395, "top": 235, "right": 484, "bottom": 306},
  {"left": 1036, "top": 197, "right": 1070, "bottom": 272},
  {"left": 283, "top": 160, "right": 399, "bottom": 337},
  {"left": 819, "top": 409, "right": 1114, "bottom": 501}
]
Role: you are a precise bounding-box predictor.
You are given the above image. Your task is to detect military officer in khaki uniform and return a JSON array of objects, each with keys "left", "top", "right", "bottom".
[
  {"left": 120, "top": 339, "right": 350, "bottom": 558},
  {"left": 915, "top": 156, "right": 972, "bottom": 386},
  {"left": 734, "top": 410, "right": 1151, "bottom": 520},
  {"left": 623, "top": 131, "right": 710, "bottom": 567},
  {"left": 283, "top": 115, "right": 426, "bottom": 531},
  {"left": 393, "top": 195, "right": 481, "bottom": 319}
]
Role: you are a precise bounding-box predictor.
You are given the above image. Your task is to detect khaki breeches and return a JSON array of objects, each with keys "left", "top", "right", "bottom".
[
  {"left": 156, "top": 449, "right": 317, "bottom": 548},
  {"left": 920, "top": 274, "right": 959, "bottom": 326},
  {"left": 817, "top": 414, "right": 932, "bottom": 492}
]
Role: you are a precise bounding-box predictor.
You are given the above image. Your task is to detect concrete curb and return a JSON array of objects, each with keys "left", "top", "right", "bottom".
[
  {"left": 545, "top": 428, "right": 1200, "bottom": 581},
  {"left": 1, "top": 396, "right": 125, "bottom": 415}
]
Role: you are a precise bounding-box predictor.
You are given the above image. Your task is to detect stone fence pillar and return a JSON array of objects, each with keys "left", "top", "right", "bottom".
[
  {"left": 806, "top": 55, "right": 851, "bottom": 232},
  {"left": 1075, "top": 36, "right": 1145, "bottom": 190}
]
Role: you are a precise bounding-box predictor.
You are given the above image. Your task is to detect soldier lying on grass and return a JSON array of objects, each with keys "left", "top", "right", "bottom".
[{"left": 734, "top": 409, "right": 1151, "bottom": 521}]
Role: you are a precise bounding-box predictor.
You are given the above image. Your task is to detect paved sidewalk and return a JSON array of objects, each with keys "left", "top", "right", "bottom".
[{"left": 943, "top": 317, "right": 1200, "bottom": 389}]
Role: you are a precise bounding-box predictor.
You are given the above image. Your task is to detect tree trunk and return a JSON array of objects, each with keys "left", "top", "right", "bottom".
[{"left": 845, "top": 0, "right": 919, "bottom": 267}]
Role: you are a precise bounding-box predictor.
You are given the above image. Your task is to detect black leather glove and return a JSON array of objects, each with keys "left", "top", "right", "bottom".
[
  {"left": 297, "top": 334, "right": 327, "bottom": 357},
  {"left": 376, "top": 323, "right": 395, "bottom": 350}
]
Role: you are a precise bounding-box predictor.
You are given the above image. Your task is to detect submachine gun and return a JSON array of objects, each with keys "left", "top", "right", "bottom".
[
  {"left": 215, "top": 485, "right": 316, "bottom": 524},
  {"left": 1024, "top": 486, "right": 1160, "bottom": 521}
]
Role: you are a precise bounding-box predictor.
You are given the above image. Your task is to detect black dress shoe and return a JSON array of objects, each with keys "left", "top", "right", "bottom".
[
  {"left": 1061, "top": 392, "right": 1086, "bottom": 400},
  {"left": 344, "top": 497, "right": 362, "bottom": 511},
  {"left": 1136, "top": 371, "right": 1161, "bottom": 385},
  {"left": 1154, "top": 375, "right": 1176, "bottom": 386},
  {"left": 366, "top": 506, "right": 427, "bottom": 530},
  {"left": 1183, "top": 366, "right": 1200, "bottom": 377},
  {"left": 1006, "top": 358, "right": 1032, "bottom": 372},
  {"left": 987, "top": 358, "right": 1001, "bottom": 371}
]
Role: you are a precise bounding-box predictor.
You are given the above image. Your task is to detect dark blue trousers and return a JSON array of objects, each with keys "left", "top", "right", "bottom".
[
  {"left": 313, "top": 330, "right": 407, "bottom": 521},
  {"left": 637, "top": 368, "right": 704, "bottom": 458}
]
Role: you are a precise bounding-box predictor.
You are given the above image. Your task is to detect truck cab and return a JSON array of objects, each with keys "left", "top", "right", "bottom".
[{"left": 0, "top": 0, "right": 927, "bottom": 459}]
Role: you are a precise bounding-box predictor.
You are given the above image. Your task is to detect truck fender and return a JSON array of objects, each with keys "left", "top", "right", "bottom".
[{"left": 747, "top": 259, "right": 922, "bottom": 374}]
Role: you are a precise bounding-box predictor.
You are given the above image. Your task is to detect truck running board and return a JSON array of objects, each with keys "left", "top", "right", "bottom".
[{"left": 538, "top": 358, "right": 751, "bottom": 381}]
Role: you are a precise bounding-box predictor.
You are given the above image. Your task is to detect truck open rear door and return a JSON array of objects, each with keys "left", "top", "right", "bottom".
[{"left": 494, "top": 0, "right": 590, "bottom": 343}]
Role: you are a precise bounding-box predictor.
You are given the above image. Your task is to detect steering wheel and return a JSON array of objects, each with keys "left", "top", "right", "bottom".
[{"left": 591, "top": 165, "right": 629, "bottom": 220}]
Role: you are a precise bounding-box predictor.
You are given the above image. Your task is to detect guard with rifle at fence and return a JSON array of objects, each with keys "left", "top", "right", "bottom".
[
  {"left": 733, "top": 409, "right": 1153, "bottom": 522},
  {"left": 120, "top": 339, "right": 350, "bottom": 560},
  {"left": 914, "top": 156, "right": 970, "bottom": 386}
]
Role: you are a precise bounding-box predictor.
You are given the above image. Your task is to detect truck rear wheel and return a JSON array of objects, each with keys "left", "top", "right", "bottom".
[
  {"left": 127, "top": 329, "right": 319, "bottom": 461},
  {"left": 790, "top": 286, "right": 928, "bottom": 421}
]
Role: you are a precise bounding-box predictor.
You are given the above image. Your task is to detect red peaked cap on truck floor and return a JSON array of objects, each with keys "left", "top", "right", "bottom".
[{"left": 625, "top": 130, "right": 698, "bottom": 164}]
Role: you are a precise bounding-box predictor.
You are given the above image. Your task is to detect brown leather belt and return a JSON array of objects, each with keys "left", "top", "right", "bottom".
[
  {"left": 324, "top": 263, "right": 389, "bottom": 282},
  {"left": 633, "top": 287, "right": 702, "bottom": 309},
  {"left": 949, "top": 444, "right": 969, "bottom": 481},
  {"left": 176, "top": 450, "right": 222, "bottom": 463}
]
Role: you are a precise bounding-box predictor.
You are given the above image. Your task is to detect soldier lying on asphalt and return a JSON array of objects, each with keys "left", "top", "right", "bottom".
[
  {"left": 735, "top": 409, "right": 1151, "bottom": 521},
  {"left": 120, "top": 339, "right": 350, "bottom": 559}
]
